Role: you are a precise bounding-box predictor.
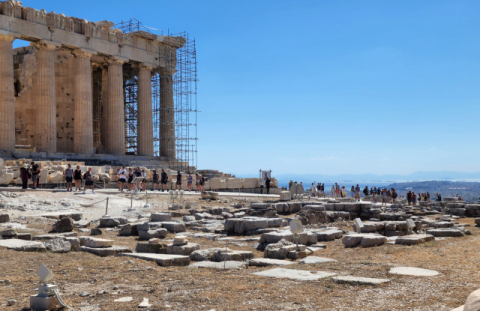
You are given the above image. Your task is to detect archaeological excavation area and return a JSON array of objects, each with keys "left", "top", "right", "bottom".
[{"left": 1, "top": 184, "right": 480, "bottom": 310}]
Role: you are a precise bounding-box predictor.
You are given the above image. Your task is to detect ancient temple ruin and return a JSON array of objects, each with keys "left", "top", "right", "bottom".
[{"left": 0, "top": 1, "right": 197, "bottom": 170}]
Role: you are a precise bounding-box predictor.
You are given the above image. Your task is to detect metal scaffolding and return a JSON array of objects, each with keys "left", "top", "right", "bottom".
[{"left": 116, "top": 19, "right": 198, "bottom": 172}]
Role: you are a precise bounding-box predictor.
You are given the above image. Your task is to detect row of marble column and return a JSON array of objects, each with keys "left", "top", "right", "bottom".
[{"left": 0, "top": 34, "right": 175, "bottom": 157}]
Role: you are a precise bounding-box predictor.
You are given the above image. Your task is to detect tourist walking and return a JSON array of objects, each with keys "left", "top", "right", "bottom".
[
  {"left": 187, "top": 173, "right": 193, "bottom": 191},
  {"left": 29, "top": 161, "right": 39, "bottom": 189},
  {"left": 311, "top": 183, "right": 317, "bottom": 197},
  {"left": 355, "top": 184, "right": 361, "bottom": 201},
  {"left": 381, "top": 188, "right": 387, "bottom": 205},
  {"left": 200, "top": 175, "right": 205, "bottom": 191},
  {"left": 341, "top": 186, "right": 346, "bottom": 198},
  {"left": 20, "top": 165, "right": 29, "bottom": 189},
  {"left": 127, "top": 168, "right": 135, "bottom": 192},
  {"left": 117, "top": 166, "right": 127, "bottom": 192},
  {"left": 266, "top": 176, "right": 271, "bottom": 194},
  {"left": 64, "top": 164, "right": 73, "bottom": 191},
  {"left": 260, "top": 178, "right": 264, "bottom": 194},
  {"left": 392, "top": 188, "right": 398, "bottom": 203},
  {"left": 195, "top": 173, "right": 201, "bottom": 192},
  {"left": 331, "top": 185, "right": 336, "bottom": 198},
  {"left": 288, "top": 180, "right": 293, "bottom": 190},
  {"left": 351, "top": 186, "right": 355, "bottom": 198},
  {"left": 140, "top": 169, "right": 147, "bottom": 191},
  {"left": 412, "top": 192, "right": 417, "bottom": 206},
  {"left": 176, "top": 171, "right": 182, "bottom": 190},
  {"left": 151, "top": 170, "right": 160, "bottom": 191},
  {"left": 73, "top": 166, "right": 82, "bottom": 191},
  {"left": 335, "top": 183, "right": 340, "bottom": 198},
  {"left": 83, "top": 167, "right": 95, "bottom": 194},
  {"left": 161, "top": 169, "right": 169, "bottom": 191}
]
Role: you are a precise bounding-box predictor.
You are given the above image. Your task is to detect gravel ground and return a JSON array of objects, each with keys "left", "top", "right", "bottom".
[{"left": 0, "top": 191, "right": 477, "bottom": 310}]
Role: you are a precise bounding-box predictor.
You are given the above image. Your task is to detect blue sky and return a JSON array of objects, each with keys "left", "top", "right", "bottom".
[{"left": 17, "top": 1, "right": 480, "bottom": 176}]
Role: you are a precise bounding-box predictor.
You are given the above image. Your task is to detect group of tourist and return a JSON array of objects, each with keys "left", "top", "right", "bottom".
[
  {"left": 118, "top": 169, "right": 207, "bottom": 193},
  {"left": 406, "top": 191, "right": 431, "bottom": 205}
]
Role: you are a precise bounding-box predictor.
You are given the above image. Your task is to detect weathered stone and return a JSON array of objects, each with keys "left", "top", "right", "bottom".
[
  {"left": 120, "top": 253, "right": 190, "bottom": 266},
  {"left": 315, "top": 229, "right": 343, "bottom": 242},
  {"left": 426, "top": 228, "right": 465, "bottom": 238},
  {"left": 253, "top": 268, "right": 336, "bottom": 281},
  {"left": 249, "top": 258, "right": 296, "bottom": 267},
  {"left": 135, "top": 242, "right": 167, "bottom": 254},
  {"left": 464, "top": 289, "right": 480, "bottom": 311},
  {"left": 1, "top": 229, "right": 17, "bottom": 239},
  {"left": 389, "top": 267, "right": 439, "bottom": 276},
  {"left": 52, "top": 217, "right": 74, "bottom": 233},
  {"left": 395, "top": 234, "right": 435, "bottom": 245},
  {"left": 90, "top": 228, "right": 102, "bottom": 236},
  {"left": 80, "top": 246, "right": 132, "bottom": 257},
  {"left": 0, "top": 239, "right": 46, "bottom": 252},
  {"left": 189, "top": 248, "right": 226, "bottom": 261},
  {"left": 166, "top": 242, "right": 200, "bottom": 256},
  {"left": 85, "top": 238, "right": 113, "bottom": 248},
  {"left": 0, "top": 214, "right": 9, "bottom": 223},
  {"left": 138, "top": 229, "right": 168, "bottom": 240},
  {"left": 16, "top": 233, "right": 32, "bottom": 241},
  {"left": 211, "top": 250, "right": 254, "bottom": 262},
  {"left": 66, "top": 237, "right": 80, "bottom": 251},
  {"left": 151, "top": 213, "right": 172, "bottom": 222},
  {"left": 161, "top": 222, "right": 186, "bottom": 233},
  {"left": 298, "top": 256, "right": 337, "bottom": 264},
  {"left": 190, "top": 261, "right": 247, "bottom": 269},
  {"left": 44, "top": 238, "right": 71, "bottom": 253},
  {"left": 331, "top": 276, "right": 390, "bottom": 285}
]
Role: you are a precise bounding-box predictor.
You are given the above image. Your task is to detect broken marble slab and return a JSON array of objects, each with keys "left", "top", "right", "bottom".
[
  {"left": 253, "top": 268, "right": 336, "bottom": 281},
  {"left": 189, "top": 261, "right": 247, "bottom": 270},
  {"left": 249, "top": 258, "right": 297, "bottom": 267},
  {"left": 331, "top": 275, "right": 390, "bottom": 285},
  {"left": 80, "top": 246, "right": 132, "bottom": 257},
  {"left": 0, "top": 239, "right": 46, "bottom": 252},
  {"left": 298, "top": 256, "right": 337, "bottom": 264},
  {"left": 389, "top": 267, "right": 439, "bottom": 276},
  {"left": 119, "top": 253, "right": 190, "bottom": 267}
]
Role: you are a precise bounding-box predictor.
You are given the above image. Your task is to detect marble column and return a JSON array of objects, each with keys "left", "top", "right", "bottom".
[
  {"left": 100, "top": 65, "right": 108, "bottom": 149},
  {"left": 73, "top": 50, "right": 94, "bottom": 154},
  {"left": 160, "top": 68, "right": 175, "bottom": 159},
  {"left": 104, "top": 59, "right": 125, "bottom": 155},
  {"left": 137, "top": 64, "right": 154, "bottom": 156},
  {"left": 0, "top": 34, "right": 15, "bottom": 152},
  {"left": 35, "top": 43, "right": 57, "bottom": 152}
]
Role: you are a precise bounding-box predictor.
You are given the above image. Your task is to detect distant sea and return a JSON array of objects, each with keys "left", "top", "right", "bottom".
[{"left": 275, "top": 179, "right": 480, "bottom": 190}]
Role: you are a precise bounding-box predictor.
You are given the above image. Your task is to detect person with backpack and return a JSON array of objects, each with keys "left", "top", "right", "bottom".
[
  {"left": 64, "top": 164, "right": 73, "bottom": 192},
  {"left": 74, "top": 166, "right": 83, "bottom": 191},
  {"left": 152, "top": 170, "right": 161, "bottom": 191},
  {"left": 160, "top": 169, "right": 169, "bottom": 191},
  {"left": 83, "top": 167, "right": 95, "bottom": 194}
]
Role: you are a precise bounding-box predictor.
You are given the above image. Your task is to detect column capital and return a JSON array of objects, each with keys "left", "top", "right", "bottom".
[
  {"left": 139, "top": 63, "right": 155, "bottom": 71},
  {"left": 0, "top": 34, "right": 15, "bottom": 42},
  {"left": 34, "top": 41, "right": 61, "bottom": 51},
  {"left": 106, "top": 56, "right": 128, "bottom": 66},
  {"left": 72, "top": 48, "right": 96, "bottom": 58},
  {"left": 159, "top": 67, "right": 175, "bottom": 76}
]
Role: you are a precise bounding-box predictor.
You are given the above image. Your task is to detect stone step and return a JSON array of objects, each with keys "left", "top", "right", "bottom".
[
  {"left": 249, "top": 258, "right": 296, "bottom": 267},
  {"left": 190, "top": 261, "right": 246, "bottom": 269},
  {"left": 331, "top": 275, "right": 390, "bottom": 285},
  {"left": 253, "top": 268, "right": 336, "bottom": 281},
  {"left": 0, "top": 239, "right": 46, "bottom": 252},
  {"left": 80, "top": 246, "right": 132, "bottom": 257},
  {"left": 119, "top": 253, "right": 190, "bottom": 266}
]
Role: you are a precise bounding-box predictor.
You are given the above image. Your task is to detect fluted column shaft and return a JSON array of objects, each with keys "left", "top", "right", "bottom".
[
  {"left": 104, "top": 60, "right": 125, "bottom": 155},
  {"left": 35, "top": 44, "right": 57, "bottom": 152},
  {"left": 73, "top": 51, "right": 94, "bottom": 154},
  {"left": 160, "top": 68, "right": 175, "bottom": 159},
  {"left": 0, "top": 35, "right": 15, "bottom": 152},
  {"left": 137, "top": 65, "right": 154, "bottom": 156},
  {"left": 100, "top": 66, "right": 108, "bottom": 148}
]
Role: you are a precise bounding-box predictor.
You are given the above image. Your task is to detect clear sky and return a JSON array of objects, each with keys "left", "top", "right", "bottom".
[{"left": 17, "top": 0, "right": 480, "bottom": 176}]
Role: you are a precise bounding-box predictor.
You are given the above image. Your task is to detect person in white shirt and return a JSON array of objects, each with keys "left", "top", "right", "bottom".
[
  {"left": 260, "top": 178, "right": 264, "bottom": 194},
  {"left": 331, "top": 185, "right": 336, "bottom": 198},
  {"left": 310, "top": 183, "right": 316, "bottom": 197},
  {"left": 117, "top": 166, "right": 127, "bottom": 192}
]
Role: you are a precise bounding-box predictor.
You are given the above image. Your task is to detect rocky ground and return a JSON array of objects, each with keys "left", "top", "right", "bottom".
[{"left": 0, "top": 189, "right": 477, "bottom": 310}]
